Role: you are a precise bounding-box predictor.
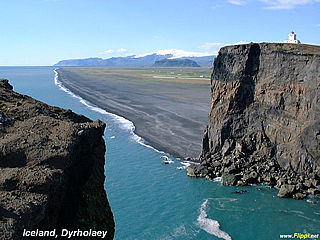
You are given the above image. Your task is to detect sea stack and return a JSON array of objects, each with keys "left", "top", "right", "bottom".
[
  {"left": 0, "top": 80, "right": 115, "bottom": 239},
  {"left": 188, "top": 43, "right": 320, "bottom": 199}
]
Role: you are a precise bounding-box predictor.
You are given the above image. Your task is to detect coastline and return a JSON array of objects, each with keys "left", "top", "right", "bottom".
[
  {"left": 53, "top": 69, "right": 234, "bottom": 239},
  {"left": 53, "top": 68, "right": 168, "bottom": 156},
  {"left": 53, "top": 69, "right": 231, "bottom": 239},
  {"left": 54, "top": 68, "right": 210, "bottom": 158},
  {"left": 2, "top": 66, "right": 319, "bottom": 240}
]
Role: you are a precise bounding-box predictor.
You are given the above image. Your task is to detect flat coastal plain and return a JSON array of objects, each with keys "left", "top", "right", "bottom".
[{"left": 57, "top": 67, "right": 211, "bottom": 158}]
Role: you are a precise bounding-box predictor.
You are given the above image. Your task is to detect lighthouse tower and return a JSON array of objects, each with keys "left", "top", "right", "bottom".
[{"left": 285, "top": 31, "right": 301, "bottom": 44}]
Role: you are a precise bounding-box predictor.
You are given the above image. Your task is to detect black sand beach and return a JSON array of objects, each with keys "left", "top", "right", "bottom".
[{"left": 57, "top": 67, "right": 211, "bottom": 158}]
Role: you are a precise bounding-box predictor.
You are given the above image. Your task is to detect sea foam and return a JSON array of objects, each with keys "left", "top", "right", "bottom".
[
  {"left": 53, "top": 69, "right": 166, "bottom": 154},
  {"left": 197, "top": 199, "right": 232, "bottom": 240},
  {"left": 54, "top": 69, "right": 133, "bottom": 130}
]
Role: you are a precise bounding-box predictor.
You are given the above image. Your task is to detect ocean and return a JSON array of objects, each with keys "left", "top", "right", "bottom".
[{"left": 1, "top": 66, "right": 319, "bottom": 240}]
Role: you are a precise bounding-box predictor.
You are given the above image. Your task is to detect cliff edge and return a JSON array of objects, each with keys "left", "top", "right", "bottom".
[
  {"left": 0, "top": 80, "right": 115, "bottom": 239},
  {"left": 188, "top": 43, "right": 320, "bottom": 199}
]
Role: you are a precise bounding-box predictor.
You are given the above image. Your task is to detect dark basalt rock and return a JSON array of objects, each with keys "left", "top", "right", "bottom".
[
  {"left": 0, "top": 79, "right": 115, "bottom": 239},
  {"left": 188, "top": 43, "right": 320, "bottom": 199},
  {"left": 233, "top": 190, "right": 248, "bottom": 194},
  {"left": 0, "top": 112, "right": 14, "bottom": 126},
  {"left": 278, "top": 184, "right": 296, "bottom": 198}
]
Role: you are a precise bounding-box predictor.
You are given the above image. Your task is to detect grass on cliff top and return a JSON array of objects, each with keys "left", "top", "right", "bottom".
[
  {"left": 222, "top": 42, "right": 320, "bottom": 55},
  {"left": 62, "top": 67, "right": 212, "bottom": 85},
  {"left": 268, "top": 43, "right": 320, "bottom": 55}
]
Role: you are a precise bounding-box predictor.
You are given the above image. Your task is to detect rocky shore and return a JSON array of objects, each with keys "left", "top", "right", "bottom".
[
  {"left": 0, "top": 80, "right": 115, "bottom": 239},
  {"left": 188, "top": 43, "right": 320, "bottom": 200}
]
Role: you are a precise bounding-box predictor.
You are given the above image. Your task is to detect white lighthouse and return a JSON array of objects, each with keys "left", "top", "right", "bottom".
[{"left": 285, "top": 31, "right": 301, "bottom": 44}]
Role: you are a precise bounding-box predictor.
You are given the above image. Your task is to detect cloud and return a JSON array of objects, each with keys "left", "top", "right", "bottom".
[
  {"left": 117, "top": 48, "right": 127, "bottom": 53},
  {"left": 99, "top": 48, "right": 127, "bottom": 55},
  {"left": 225, "top": 0, "right": 320, "bottom": 9},
  {"left": 100, "top": 49, "right": 114, "bottom": 54},
  {"left": 261, "top": 0, "right": 320, "bottom": 9},
  {"left": 227, "top": 0, "right": 246, "bottom": 5}
]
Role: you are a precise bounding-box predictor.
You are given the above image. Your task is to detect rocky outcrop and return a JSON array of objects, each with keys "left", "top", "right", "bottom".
[
  {"left": 0, "top": 80, "right": 115, "bottom": 239},
  {"left": 188, "top": 43, "right": 320, "bottom": 199}
]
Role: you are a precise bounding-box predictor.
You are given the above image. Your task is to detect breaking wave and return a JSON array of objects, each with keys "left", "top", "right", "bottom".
[
  {"left": 53, "top": 68, "right": 166, "bottom": 154},
  {"left": 197, "top": 199, "right": 232, "bottom": 240}
]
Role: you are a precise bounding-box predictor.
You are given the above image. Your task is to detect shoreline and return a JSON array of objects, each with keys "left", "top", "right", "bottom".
[
  {"left": 55, "top": 68, "right": 210, "bottom": 158},
  {"left": 54, "top": 69, "right": 187, "bottom": 158},
  {"left": 54, "top": 69, "right": 167, "bottom": 156},
  {"left": 54, "top": 69, "right": 180, "bottom": 158},
  {"left": 53, "top": 69, "right": 230, "bottom": 239}
]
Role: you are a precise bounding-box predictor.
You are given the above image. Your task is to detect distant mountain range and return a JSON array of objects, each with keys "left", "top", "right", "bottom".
[
  {"left": 54, "top": 54, "right": 215, "bottom": 67},
  {"left": 153, "top": 59, "right": 200, "bottom": 67}
]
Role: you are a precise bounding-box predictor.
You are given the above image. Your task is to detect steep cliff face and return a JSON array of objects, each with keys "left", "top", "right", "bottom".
[
  {"left": 0, "top": 80, "right": 115, "bottom": 239},
  {"left": 188, "top": 43, "right": 320, "bottom": 199}
]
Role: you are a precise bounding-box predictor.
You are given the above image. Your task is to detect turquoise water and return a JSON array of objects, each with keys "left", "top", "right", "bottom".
[{"left": 1, "top": 67, "right": 319, "bottom": 240}]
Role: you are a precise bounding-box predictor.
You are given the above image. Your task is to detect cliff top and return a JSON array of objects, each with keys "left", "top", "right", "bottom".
[
  {"left": 221, "top": 42, "right": 320, "bottom": 56},
  {"left": 0, "top": 79, "right": 113, "bottom": 238},
  {"left": 191, "top": 40, "right": 320, "bottom": 200}
]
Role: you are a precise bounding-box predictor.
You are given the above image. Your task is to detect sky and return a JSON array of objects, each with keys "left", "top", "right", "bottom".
[{"left": 0, "top": 0, "right": 319, "bottom": 66}]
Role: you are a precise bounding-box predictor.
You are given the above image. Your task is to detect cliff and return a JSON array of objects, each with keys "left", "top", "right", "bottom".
[
  {"left": 0, "top": 80, "right": 115, "bottom": 239},
  {"left": 188, "top": 43, "right": 320, "bottom": 199}
]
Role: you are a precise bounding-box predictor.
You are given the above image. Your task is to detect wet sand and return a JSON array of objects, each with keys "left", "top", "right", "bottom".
[{"left": 57, "top": 67, "right": 211, "bottom": 158}]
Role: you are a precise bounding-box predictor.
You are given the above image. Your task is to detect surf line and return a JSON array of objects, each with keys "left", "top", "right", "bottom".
[
  {"left": 53, "top": 68, "right": 167, "bottom": 155},
  {"left": 197, "top": 199, "right": 232, "bottom": 240}
]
